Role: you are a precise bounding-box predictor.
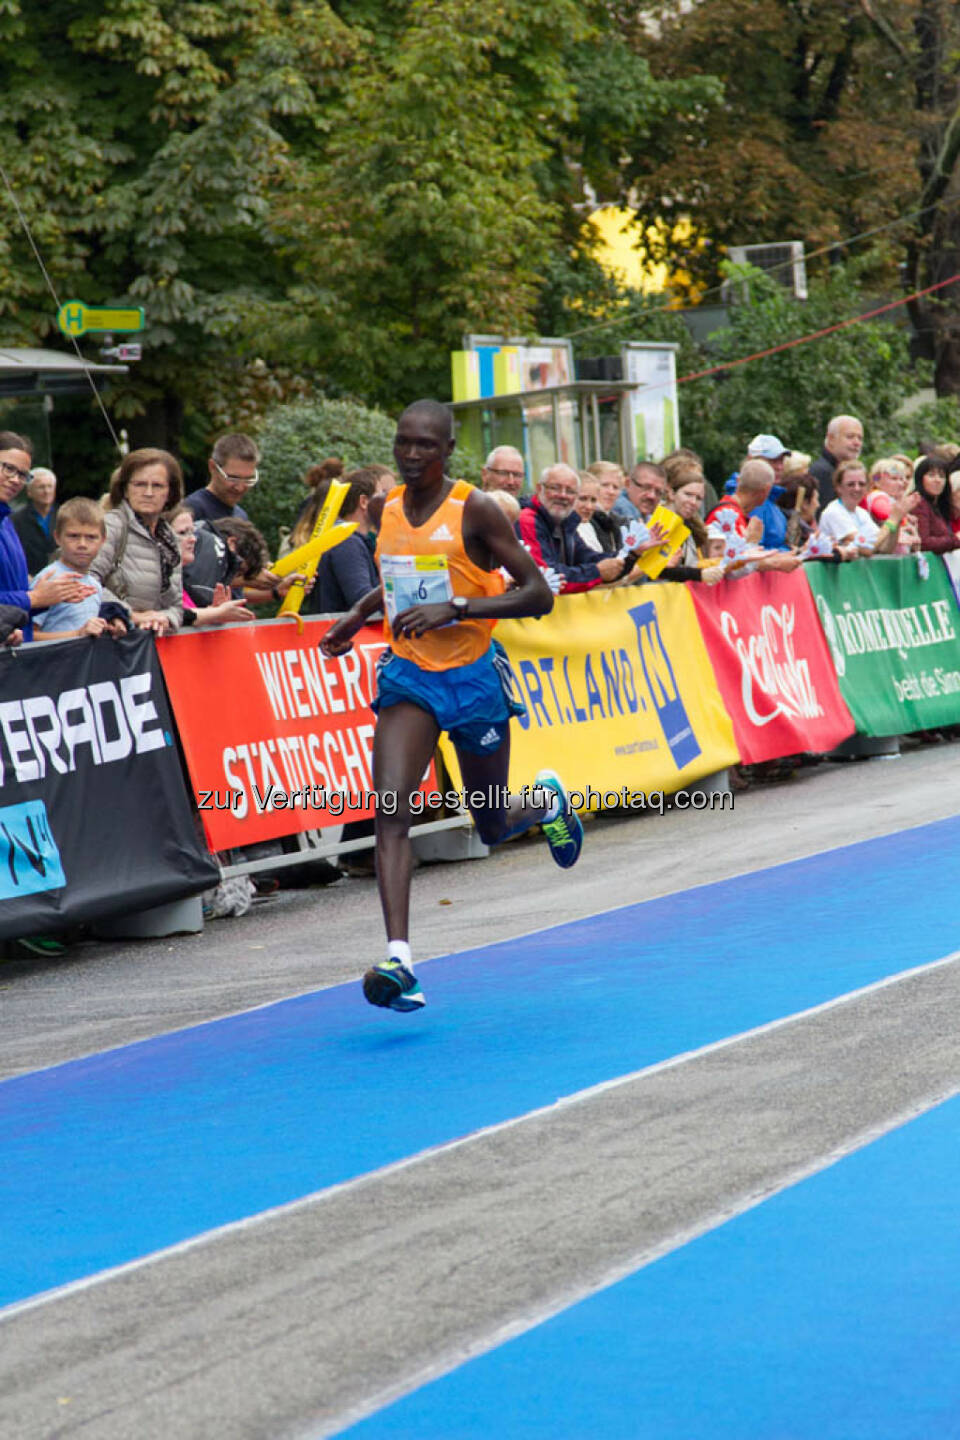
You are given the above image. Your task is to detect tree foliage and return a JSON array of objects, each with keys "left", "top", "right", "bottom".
[
  {"left": 247, "top": 396, "right": 397, "bottom": 551},
  {"left": 0, "top": 0, "right": 355, "bottom": 470},
  {"left": 677, "top": 266, "right": 914, "bottom": 479},
  {"left": 1, "top": 0, "right": 955, "bottom": 488},
  {"left": 870, "top": 395, "right": 960, "bottom": 458},
  {"left": 635, "top": 0, "right": 960, "bottom": 395},
  {"left": 633, "top": 0, "right": 916, "bottom": 274},
  {"left": 0, "top": 0, "right": 722, "bottom": 472},
  {"left": 262, "top": 0, "right": 718, "bottom": 408}
]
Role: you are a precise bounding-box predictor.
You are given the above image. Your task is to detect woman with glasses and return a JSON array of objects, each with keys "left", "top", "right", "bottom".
[
  {"left": 90, "top": 448, "right": 184, "bottom": 634},
  {"left": 168, "top": 507, "right": 255, "bottom": 627},
  {"left": 864, "top": 458, "right": 907, "bottom": 525},
  {"left": 862, "top": 458, "right": 921, "bottom": 554}
]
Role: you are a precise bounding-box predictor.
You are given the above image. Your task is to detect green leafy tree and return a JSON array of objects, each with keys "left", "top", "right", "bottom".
[
  {"left": 267, "top": 0, "right": 588, "bottom": 409},
  {"left": 675, "top": 266, "right": 914, "bottom": 479},
  {"left": 633, "top": 0, "right": 915, "bottom": 284},
  {"left": 261, "top": 0, "right": 720, "bottom": 405},
  {"left": 0, "top": 0, "right": 356, "bottom": 474},
  {"left": 870, "top": 396, "right": 960, "bottom": 458},
  {"left": 247, "top": 397, "right": 397, "bottom": 550},
  {"left": 635, "top": 1, "right": 960, "bottom": 398}
]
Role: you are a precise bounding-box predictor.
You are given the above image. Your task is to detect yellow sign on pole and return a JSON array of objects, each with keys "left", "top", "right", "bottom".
[{"left": 57, "top": 301, "right": 145, "bottom": 337}]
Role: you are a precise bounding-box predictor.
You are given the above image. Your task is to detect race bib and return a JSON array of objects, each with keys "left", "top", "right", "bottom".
[{"left": 380, "top": 553, "right": 454, "bottom": 623}]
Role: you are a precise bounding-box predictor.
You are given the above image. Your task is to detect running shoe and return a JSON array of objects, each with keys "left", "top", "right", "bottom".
[
  {"left": 362, "top": 959, "right": 426, "bottom": 1012},
  {"left": 535, "top": 769, "right": 583, "bottom": 869},
  {"left": 7, "top": 935, "right": 67, "bottom": 959}
]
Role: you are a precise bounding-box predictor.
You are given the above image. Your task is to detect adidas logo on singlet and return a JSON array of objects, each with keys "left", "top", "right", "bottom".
[{"left": 429, "top": 523, "right": 454, "bottom": 541}]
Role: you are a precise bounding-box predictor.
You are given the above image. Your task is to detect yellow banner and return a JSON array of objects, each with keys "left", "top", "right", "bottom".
[{"left": 440, "top": 586, "right": 739, "bottom": 804}]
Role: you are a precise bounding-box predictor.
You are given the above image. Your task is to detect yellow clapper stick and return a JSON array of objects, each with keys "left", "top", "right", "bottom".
[
  {"left": 275, "top": 479, "right": 354, "bottom": 616},
  {"left": 271, "top": 523, "right": 358, "bottom": 580}
]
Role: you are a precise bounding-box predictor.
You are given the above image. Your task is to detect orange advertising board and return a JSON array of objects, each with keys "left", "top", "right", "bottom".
[{"left": 157, "top": 617, "right": 435, "bottom": 850}]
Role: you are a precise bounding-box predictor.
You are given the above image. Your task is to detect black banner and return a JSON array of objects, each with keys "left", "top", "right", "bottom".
[{"left": 0, "top": 630, "right": 218, "bottom": 938}]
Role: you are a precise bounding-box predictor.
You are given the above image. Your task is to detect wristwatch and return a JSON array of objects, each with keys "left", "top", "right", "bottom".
[{"left": 450, "top": 595, "right": 470, "bottom": 619}]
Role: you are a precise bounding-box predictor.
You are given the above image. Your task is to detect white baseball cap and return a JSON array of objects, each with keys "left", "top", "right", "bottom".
[{"left": 747, "top": 433, "right": 789, "bottom": 460}]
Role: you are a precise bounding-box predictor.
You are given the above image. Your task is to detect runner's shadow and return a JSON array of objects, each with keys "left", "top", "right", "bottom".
[{"left": 361, "top": 1028, "right": 438, "bottom": 1053}]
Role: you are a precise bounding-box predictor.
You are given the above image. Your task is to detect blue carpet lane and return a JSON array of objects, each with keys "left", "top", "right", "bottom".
[
  {"left": 344, "top": 1092, "right": 960, "bottom": 1440},
  {"left": 2, "top": 815, "right": 960, "bottom": 1308}
]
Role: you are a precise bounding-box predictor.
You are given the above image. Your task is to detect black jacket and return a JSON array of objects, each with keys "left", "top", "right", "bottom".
[
  {"left": 304, "top": 531, "right": 379, "bottom": 615},
  {"left": 12, "top": 503, "right": 57, "bottom": 578},
  {"left": 183, "top": 522, "right": 241, "bottom": 605},
  {"left": 590, "top": 509, "right": 622, "bottom": 556},
  {"left": 809, "top": 448, "right": 839, "bottom": 508}
]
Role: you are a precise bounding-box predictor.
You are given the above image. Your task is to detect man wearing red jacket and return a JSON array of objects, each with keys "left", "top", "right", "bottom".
[{"left": 517, "top": 464, "right": 631, "bottom": 591}]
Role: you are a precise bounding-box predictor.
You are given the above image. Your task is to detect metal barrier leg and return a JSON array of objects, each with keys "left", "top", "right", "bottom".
[
  {"left": 828, "top": 734, "right": 901, "bottom": 760},
  {"left": 91, "top": 894, "right": 204, "bottom": 939}
]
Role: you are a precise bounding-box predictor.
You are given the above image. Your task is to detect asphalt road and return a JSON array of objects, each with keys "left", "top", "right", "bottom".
[
  {"left": 2, "top": 746, "right": 955, "bottom": 1080},
  {"left": 2, "top": 744, "right": 959, "bottom": 1438}
]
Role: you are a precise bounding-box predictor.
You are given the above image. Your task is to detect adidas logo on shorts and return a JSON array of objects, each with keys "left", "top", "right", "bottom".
[
  {"left": 429, "top": 523, "right": 454, "bottom": 541},
  {"left": 479, "top": 727, "right": 500, "bottom": 748}
]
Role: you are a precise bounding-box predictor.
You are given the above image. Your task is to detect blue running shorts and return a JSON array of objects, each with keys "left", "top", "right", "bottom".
[{"left": 373, "top": 641, "right": 526, "bottom": 755}]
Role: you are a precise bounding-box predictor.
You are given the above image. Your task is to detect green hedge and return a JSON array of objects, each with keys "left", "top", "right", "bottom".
[
  {"left": 247, "top": 396, "right": 485, "bottom": 550},
  {"left": 247, "top": 398, "right": 398, "bottom": 552}
]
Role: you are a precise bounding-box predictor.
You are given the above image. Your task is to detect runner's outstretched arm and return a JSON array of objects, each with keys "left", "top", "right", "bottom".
[{"left": 319, "top": 583, "right": 384, "bottom": 656}]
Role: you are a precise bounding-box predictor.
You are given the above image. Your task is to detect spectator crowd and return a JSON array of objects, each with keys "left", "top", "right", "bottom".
[
  {"left": 488, "top": 415, "right": 960, "bottom": 596},
  {"left": 3, "top": 410, "right": 960, "bottom": 651}
]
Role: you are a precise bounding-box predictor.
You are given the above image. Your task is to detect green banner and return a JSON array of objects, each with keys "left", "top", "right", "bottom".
[{"left": 804, "top": 555, "right": 960, "bottom": 735}]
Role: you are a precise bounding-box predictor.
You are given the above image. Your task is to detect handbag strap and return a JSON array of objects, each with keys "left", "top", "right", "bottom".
[{"left": 105, "top": 507, "right": 131, "bottom": 600}]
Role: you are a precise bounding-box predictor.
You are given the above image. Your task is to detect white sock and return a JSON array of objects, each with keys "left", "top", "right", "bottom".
[{"left": 387, "top": 940, "right": 413, "bottom": 969}]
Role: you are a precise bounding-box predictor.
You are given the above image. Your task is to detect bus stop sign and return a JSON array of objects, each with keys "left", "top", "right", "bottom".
[{"left": 57, "top": 301, "right": 145, "bottom": 338}]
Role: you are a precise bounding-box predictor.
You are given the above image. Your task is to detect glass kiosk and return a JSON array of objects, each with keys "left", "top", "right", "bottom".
[{"left": 450, "top": 336, "right": 679, "bottom": 487}]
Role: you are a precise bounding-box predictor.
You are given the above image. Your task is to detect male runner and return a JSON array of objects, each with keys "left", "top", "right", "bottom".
[{"left": 320, "top": 399, "right": 584, "bottom": 1014}]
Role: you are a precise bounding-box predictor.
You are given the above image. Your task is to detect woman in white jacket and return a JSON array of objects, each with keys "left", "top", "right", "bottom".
[{"left": 91, "top": 448, "right": 184, "bottom": 633}]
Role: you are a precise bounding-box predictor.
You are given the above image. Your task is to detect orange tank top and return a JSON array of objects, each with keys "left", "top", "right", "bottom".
[{"left": 376, "top": 479, "right": 504, "bottom": 671}]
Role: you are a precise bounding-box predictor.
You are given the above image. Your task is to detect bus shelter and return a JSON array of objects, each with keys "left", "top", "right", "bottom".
[
  {"left": 0, "top": 347, "right": 127, "bottom": 465},
  {"left": 451, "top": 380, "right": 641, "bottom": 484}
]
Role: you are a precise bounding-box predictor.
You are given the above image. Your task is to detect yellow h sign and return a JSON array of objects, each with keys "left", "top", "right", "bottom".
[{"left": 57, "top": 301, "right": 145, "bottom": 338}]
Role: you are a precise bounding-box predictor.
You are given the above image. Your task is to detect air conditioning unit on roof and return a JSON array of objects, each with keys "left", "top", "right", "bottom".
[{"left": 723, "top": 241, "right": 808, "bottom": 301}]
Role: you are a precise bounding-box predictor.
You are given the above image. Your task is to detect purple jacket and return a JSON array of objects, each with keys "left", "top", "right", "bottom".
[{"left": 0, "top": 504, "right": 32, "bottom": 639}]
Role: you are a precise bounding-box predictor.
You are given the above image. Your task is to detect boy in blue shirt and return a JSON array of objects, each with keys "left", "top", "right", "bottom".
[{"left": 32, "top": 498, "right": 127, "bottom": 641}]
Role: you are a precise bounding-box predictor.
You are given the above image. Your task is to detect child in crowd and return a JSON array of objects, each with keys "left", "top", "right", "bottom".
[
  {"left": 699, "top": 528, "right": 728, "bottom": 585},
  {"left": 32, "top": 498, "right": 128, "bottom": 641}
]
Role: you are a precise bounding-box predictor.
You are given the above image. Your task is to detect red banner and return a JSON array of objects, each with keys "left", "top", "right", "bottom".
[
  {"left": 158, "top": 617, "right": 435, "bottom": 849},
  {"left": 689, "top": 570, "right": 855, "bottom": 763}
]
